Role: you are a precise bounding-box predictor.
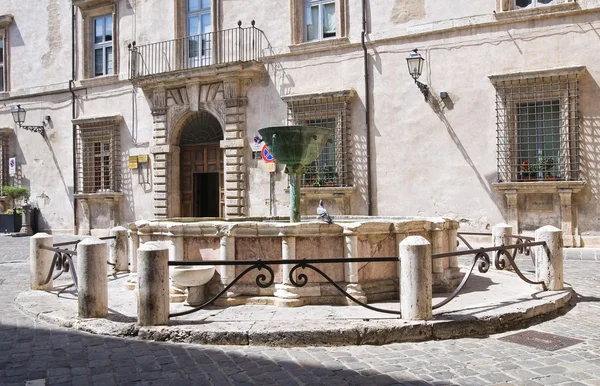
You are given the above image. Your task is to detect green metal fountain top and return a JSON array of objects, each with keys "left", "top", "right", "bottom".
[{"left": 258, "top": 125, "right": 333, "bottom": 223}]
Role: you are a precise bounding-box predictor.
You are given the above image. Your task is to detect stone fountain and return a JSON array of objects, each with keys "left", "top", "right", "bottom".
[{"left": 258, "top": 125, "right": 333, "bottom": 222}]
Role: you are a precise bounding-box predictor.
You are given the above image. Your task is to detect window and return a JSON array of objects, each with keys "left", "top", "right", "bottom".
[
  {"left": 0, "top": 15, "right": 12, "bottom": 92},
  {"left": 284, "top": 91, "right": 354, "bottom": 187},
  {"left": 75, "top": 2, "right": 117, "bottom": 80},
  {"left": 515, "top": 0, "right": 556, "bottom": 8},
  {"left": 0, "top": 39, "right": 4, "bottom": 91},
  {"left": 93, "top": 15, "right": 113, "bottom": 77},
  {"left": 74, "top": 117, "right": 122, "bottom": 194},
  {"left": 491, "top": 67, "right": 584, "bottom": 183},
  {"left": 291, "top": 0, "right": 347, "bottom": 45},
  {"left": 186, "top": 0, "right": 212, "bottom": 66},
  {"left": 304, "top": 0, "right": 336, "bottom": 41}
]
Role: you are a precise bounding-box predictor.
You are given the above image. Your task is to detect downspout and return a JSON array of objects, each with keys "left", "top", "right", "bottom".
[
  {"left": 70, "top": 3, "right": 78, "bottom": 234},
  {"left": 361, "top": 0, "right": 372, "bottom": 216}
]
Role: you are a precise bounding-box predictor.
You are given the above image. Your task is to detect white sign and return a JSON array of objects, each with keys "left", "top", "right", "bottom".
[{"left": 8, "top": 157, "right": 15, "bottom": 177}]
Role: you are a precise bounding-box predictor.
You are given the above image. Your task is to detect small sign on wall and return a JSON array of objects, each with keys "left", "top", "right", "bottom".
[
  {"left": 128, "top": 155, "right": 138, "bottom": 169},
  {"left": 266, "top": 162, "right": 276, "bottom": 173},
  {"left": 137, "top": 154, "right": 148, "bottom": 163},
  {"left": 8, "top": 157, "right": 15, "bottom": 177}
]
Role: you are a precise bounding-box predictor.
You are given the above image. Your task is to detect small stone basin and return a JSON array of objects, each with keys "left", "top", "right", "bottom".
[
  {"left": 170, "top": 265, "right": 216, "bottom": 287},
  {"left": 259, "top": 125, "right": 332, "bottom": 166}
]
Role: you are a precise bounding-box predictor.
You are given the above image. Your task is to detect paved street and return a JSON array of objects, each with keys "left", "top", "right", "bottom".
[{"left": 1, "top": 234, "right": 600, "bottom": 385}]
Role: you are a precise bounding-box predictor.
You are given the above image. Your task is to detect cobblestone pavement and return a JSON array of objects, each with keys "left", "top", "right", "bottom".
[{"left": 1, "top": 234, "right": 599, "bottom": 385}]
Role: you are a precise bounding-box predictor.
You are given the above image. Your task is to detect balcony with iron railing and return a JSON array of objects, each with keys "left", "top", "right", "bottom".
[{"left": 128, "top": 21, "right": 269, "bottom": 83}]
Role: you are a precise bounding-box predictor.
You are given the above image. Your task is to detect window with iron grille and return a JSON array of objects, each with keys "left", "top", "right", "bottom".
[
  {"left": 492, "top": 68, "right": 583, "bottom": 183},
  {"left": 285, "top": 91, "right": 353, "bottom": 187},
  {"left": 75, "top": 122, "right": 121, "bottom": 193}
]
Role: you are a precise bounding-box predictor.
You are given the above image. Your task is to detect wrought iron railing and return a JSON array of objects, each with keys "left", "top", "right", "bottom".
[
  {"left": 168, "top": 257, "right": 401, "bottom": 318},
  {"left": 167, "top": 232, "right": 548, "bottom": 319},
  {"left": 129, "top": 21, "right": 268, "bottom": 79},
  {"left": 432, "top": 233, "right": 547, "bottom": 310},
  {"left": 40, "top": 236, "right": 116, "bottom": 295}
]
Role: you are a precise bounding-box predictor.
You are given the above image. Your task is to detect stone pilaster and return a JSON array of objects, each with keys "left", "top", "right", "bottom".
[
  {"left": 558, "top": 188, "right": 576, "bottom": 247},
  {"left": 274, "top": 236, "right": 300, "bottom": 300},
  {"left": 221, "top": 78, "right": 252, "bottom": 218},
  {"left": 343, "top": 234, "right": 366, "bottom": 305},
  {"left": 150, "top": 88, "right": 169, "bottom": 219},
  {"left": 505, "top": 189, "right": 519, "bottom": 232}
]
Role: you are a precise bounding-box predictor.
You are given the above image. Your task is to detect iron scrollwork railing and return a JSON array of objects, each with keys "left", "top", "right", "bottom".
[
  {"left": 169, "top": 257, "right": 401, "bottom": 318},
  {"left": 40, "top": 236, "right": 116, "bottom": 295},
  {"left": 129, "top": 21, "right": 268, "bottom": 79},
  {"left": 432, "top": 233, "right": 547, "bottom": 310}
]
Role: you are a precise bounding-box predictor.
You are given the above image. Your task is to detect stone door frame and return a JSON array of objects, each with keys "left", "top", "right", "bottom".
[{"left": 148, "top": 77, "right": 253, "bottom": 219}]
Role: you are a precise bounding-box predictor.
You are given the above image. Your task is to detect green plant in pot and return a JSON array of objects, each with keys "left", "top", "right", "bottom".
[
  {"left": 2, "top": 186, "right": 29, "bottom": 212},
  {"left": 541, "top": 157, "right": 556, "bottom": 179}
]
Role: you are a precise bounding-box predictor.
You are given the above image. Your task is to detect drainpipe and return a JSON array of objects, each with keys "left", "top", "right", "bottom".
[
  {"left": 361, "top": 0, "right": 372, "bottom": 216},
  {"left": 70, "top": 3, "right": 78, "bottom": 234}
]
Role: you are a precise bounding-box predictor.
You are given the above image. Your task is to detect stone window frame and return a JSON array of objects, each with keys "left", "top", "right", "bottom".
[
  {"left": 290, "top": 0, "right": 348, "bottom": 45},
  {"left": 283, "top": 89, "right": 355, "bottom": 188},
  {"left": 73, "top": 115, "right": 122, "bottom": 195},
  {"left": 75, "top": 0, "right": 118, "bottom": 80},
  {"left": 490, "top": 66, "right": 585, "bottom": 184},
  {"left": 174, "top": 0, "right": 221, "bottom": 40},
  {"left": 495, "top": 0, "right": 576, "bottom": 15},
  {"left": 0, "top": 15, "right": 14, "bottom": 93}
]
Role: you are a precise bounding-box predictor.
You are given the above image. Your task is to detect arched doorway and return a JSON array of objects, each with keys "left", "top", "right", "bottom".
[{"left": 179, "top": 111, "right": 224, "bottom": 217}]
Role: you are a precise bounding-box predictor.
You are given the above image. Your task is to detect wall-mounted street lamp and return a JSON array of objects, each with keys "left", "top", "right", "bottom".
[
  {"left": 11, "top": 105, "right": 49, "bottom": 136},
  {"left": 406, "top": 48, "right": 429, "bottom": 101}
]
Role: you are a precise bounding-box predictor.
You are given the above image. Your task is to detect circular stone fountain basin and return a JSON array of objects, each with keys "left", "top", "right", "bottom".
[{"left": 170, "top": 265, "right": 216, "bottom": 287}]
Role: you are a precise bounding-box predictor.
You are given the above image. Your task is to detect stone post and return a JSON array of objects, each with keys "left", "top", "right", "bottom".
[
  {"left": 125, "top": 227, "right": 139, "bottom": 291},
  {"left": 77, "top": 238, "right": 108, "bottom": 318},
  {"left": 400, "top": 236, "right": 432, "bottom": 320},
  {"left": 274, "top": 236, "right": 299, "bottom": 299},
  {"left": 219, "top": 236, "right": 236, "bottom": 286},
  {"left": 492, "top": 223, "right": 513, "bottom": 269},
  {"left": 342, "top": 234, "right": 366, "bottom": 305},
  {"left": 109, "top": 226, "right": 129, "bottom": 272},
  {"left": 30, "top": 233, "right": 54, "bottom": 290},
  {"left": 137, "top": 242, "right": 170, "bottom": 326},
  {"left": 19, "top": 203, "right": 33, "bottom": 235},
  {"left": 534, "top": 225, "right": 563, "bottom": 291}
]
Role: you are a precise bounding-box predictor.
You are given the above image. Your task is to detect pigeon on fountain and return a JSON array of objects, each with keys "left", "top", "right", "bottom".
[{"left": 317, "top": 200, "right": 333, "bottom": 224}]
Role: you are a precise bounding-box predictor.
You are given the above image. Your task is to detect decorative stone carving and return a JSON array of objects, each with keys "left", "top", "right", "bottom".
[{"left": 151, "top": 88, "right": 167, "bottom": 116}]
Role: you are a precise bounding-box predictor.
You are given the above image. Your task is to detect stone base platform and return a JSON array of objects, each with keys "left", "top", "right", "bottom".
[{"left": 15, "top": 266, "right": 571, "bottom": 347}]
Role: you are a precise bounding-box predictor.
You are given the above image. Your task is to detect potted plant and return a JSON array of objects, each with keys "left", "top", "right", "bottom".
[
  {"left": 519, "top": 160, "right": 539, "bottom": 181},
  {"left": 0, "top": 186, "right": 29, "bottom": 233},
  {"left": 541, "top": 157, "right": 557, "bottom": 180}
]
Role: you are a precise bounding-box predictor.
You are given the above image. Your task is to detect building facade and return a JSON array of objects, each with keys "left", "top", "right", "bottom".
[{"left": 0, "top": 0, "right": 599, "bottom": 246}]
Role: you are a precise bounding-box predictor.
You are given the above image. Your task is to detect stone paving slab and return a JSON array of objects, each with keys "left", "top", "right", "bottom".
[{"left": 15, "top": 265, "right": 571, "bottom": 347}]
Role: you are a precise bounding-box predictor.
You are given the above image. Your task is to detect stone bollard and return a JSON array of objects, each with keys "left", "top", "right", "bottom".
[
  {"left": 109, "top": 226, "right": 129, "bottom": 272},
  {"left": 30, "top": 233, "right": 54, "bottom": 290},
  {"left": 77, "top": 238, "right": 108, "bottom": 318},
  {"left": 534, "top": 225, "right": 563, "bottom": 291},
  {"left": 137, "top": 242, "right": 169, "bottom": 326},
  {"left": 400, "top": 236, "right": 432, "bottom": 320},
  {"left": 492, "top": 223, "right": 513, "bottom": 269}
]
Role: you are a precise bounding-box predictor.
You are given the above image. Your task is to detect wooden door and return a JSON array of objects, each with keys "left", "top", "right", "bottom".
[{"left": 181, "top": 144, "right": 223, "bottom": 217}]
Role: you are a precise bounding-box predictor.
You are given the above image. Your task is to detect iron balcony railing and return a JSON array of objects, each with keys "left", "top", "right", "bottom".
[{"left": 129, "top": 21, "right": 268, "bottom": 79}]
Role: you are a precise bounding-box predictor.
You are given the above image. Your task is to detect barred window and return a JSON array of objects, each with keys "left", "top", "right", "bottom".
[
  {"left": 74, "top": 118, "right": 121, "bottom": 193},
  {"left": 284, "top": 90, "right": 354, "bottom": 187},
  {"left": 491, "top": 68, "right": 583, "bottom": 183}
]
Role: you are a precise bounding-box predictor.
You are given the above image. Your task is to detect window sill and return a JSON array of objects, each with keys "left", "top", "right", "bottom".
[
  {"left": 79, "top": 74, "right": 121, "bottom": 88},
  {"left": 494, "top": 1, "right": 579, "bottom": 20},
  {"left": 288, "top": 37, "right": 350, "bottom": 54},
  {"left": 73, "top": 0, "right": 115, "bottom": 9},
  {"left": 74, "top": 192, "right": 123, "bottom": 201},
  {"left": 285, "top": 186, "right": 356, "bottom": 197},
  {"left": 492, "top": 180, "right": 585, "bottom": 194}
]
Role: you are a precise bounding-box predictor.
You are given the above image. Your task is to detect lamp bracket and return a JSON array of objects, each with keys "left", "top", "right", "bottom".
[
  {"left": 415, "top": 80, "right": 429, "bottom": 101},
  {"left": 19, "top": 124, "right": 46, "bottom": 136}
]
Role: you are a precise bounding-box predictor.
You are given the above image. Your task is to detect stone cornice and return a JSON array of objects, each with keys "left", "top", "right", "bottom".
[
  {"left": 72, "top": 0, "right": 115, "bottom": 10},
  {"left": 281, "top": 89, "right": 356, "bottom": 102},
  {"left": 489, "top": 65, "right": 587, "bottom": 84},
  {"left": 0, "top": 127, "right": 14, "bottom": 137},
  {"left": 72, "top": 114, "right": 123, "bottom": 126},
  {"left": 0, "top": 15, "right": 14, "bottom": 29},
  {"left": 493, "top": 181, "right": 586, "bottom": 194}
]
